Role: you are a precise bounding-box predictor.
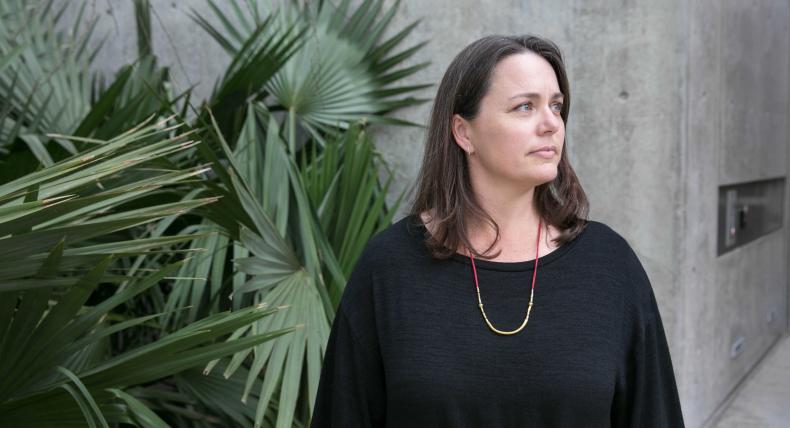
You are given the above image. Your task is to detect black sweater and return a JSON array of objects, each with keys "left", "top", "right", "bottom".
[{"left": 311, "top": 215, "right": 684, "bottom": 427}]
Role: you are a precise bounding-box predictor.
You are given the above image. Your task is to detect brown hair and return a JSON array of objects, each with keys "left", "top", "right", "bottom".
[{"left": 410, "top": 34, "right": 589, "bottom": 259}]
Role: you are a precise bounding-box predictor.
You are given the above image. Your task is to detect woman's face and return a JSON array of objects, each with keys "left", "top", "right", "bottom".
[{"left": 453, "top": 52, "right": 565, "bottom": 191}]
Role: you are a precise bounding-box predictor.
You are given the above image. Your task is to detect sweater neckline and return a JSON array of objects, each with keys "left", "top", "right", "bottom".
[{"left": 407, "top": 214, "right": 588, "bottom": 272}]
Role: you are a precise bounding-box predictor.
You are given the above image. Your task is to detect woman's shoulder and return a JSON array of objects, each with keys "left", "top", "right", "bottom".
[
  {"left": 572, "top": 219, "right": 649, "bottom": 283},
  {"left": 577, "top": 219, "right": 638, "bottom": 254},
  {"left": 352, "top": 214, "right": 428, "bottom": 271},
  {"left": 581, "top": 220, "right": 656, "bottom": 299},
  {"left": 368, "top": 213, "right": 424, "bottom": 247},
  {"left": 338, "top": 215, "right": 426, "bottom": 313}
]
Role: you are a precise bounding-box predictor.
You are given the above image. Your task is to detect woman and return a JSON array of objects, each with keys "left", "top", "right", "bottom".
[{"left": 311, "top": 35, "right": 685, "bottom": 427}]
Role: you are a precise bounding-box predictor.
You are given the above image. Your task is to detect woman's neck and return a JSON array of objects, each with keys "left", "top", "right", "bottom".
[
  {"left": 420, "top": 184, "right": 560, "bottom": 262},
  {"left": 465, "top": 187, "right": 553, "bottom": 261}
]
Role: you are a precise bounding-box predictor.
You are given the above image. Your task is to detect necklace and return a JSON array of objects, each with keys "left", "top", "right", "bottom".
[{"left": 469, "top": 219, "right": 542, "bottom": 335}]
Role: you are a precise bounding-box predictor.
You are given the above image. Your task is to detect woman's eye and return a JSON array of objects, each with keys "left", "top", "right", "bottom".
[
  {"left": 514, "top": 102, "right": 562, "bottom": 113},
  {"left": 516, "top": 103, "right": 533, "bottom": 112}
]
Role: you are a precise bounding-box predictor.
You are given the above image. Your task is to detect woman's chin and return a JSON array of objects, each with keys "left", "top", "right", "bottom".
[{"left": 525, "top": 167, "right": 558, "bottom": 185}]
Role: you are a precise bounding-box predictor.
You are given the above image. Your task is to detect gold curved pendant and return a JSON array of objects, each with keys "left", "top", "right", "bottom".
[{"left": 477, "top": 288, "right": 535, "bottom": 335}]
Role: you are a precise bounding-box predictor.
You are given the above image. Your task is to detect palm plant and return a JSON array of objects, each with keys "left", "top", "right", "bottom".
[
  {"left": 0, "top": 0, "right": 429, "bottom": 426},
  {"left": 0, "top": 117, "right": 298, "bottom": 427},
  {"left": 181, "top": 2, "right": 427, "bottom": 426}
]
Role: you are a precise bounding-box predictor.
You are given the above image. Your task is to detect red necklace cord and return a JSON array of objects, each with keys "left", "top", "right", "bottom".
[
  {"left": 469, "top": 220, "right": 542, "bottom": 335},
  {"left": 469, "top": 219, "right": 542, "bottom": 292}
]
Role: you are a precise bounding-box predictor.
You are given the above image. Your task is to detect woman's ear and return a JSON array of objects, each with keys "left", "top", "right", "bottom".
[{"left": 452, "top": 114, "right": 475, "bottom": 155}]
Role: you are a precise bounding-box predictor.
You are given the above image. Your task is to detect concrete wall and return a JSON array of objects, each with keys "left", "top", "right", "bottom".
[
  {"left": 57, "top": 0, "right": 232, "bottom": 103},
  {"left": 60, "top": 1, "right": 790, "bottom": 427},
  {"left": 683, "top": 1, "right": 790, "bottom": 426}
]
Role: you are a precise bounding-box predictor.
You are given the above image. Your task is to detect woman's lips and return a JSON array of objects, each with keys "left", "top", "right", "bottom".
[{"left": 528, "top": 148, "right": 556, "bottom": 158}]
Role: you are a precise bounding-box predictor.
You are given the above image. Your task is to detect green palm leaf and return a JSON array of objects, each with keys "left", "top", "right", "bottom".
[
  {"left": 0, "top": 118, "right": 210, "bottom": 283},
  {"left": 194, "top": 105, "right": 398, "bottom": 427},
  {"left": 0, "top": 116, "right": 300, "bottom": 426},
  {"left": 194, "top": 0, "right": 430, "bottom": 144},
  {"left": 205, "top": 12, "right": 306, "bottom": 143},
  {"left": 0, "top": 260, "right": 295, "bottom": 426},
  {"left": 0, "top": 0, "right": 99, "bottom": 161},
  {"left": 300, "top": 124, "right": 402, "bottom": 302}
]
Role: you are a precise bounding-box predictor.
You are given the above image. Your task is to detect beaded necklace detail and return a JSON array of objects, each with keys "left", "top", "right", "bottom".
[{"left": 469, "top": 220, "right": 541, "bottom": 335}]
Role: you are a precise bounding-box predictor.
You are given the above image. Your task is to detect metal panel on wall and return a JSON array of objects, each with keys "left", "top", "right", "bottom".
[{"left": 717, "top": 177, "right": 785, "bottom": 256}]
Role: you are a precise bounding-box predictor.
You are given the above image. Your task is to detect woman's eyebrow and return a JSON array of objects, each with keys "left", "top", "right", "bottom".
[{"left": 508, "top": 92, "right": 564, "bottom": 101}]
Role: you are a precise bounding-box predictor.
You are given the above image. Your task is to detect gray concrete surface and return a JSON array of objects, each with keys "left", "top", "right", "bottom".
[
  {"left": 683, "top": 2, "right": 789, "bottom": 426},
  {"left": 711, "top": 334, "right": 790, "bottom": 428},
  {"left": 57, "top": 0, "right": 233, "bottom": 103},
  {"left": 57, "top": 1, "right": 790, "bottom": 427}
]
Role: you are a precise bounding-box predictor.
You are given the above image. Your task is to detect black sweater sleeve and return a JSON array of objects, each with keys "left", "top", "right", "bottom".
[
  {"left": 310, "top": 308, "right": 386, "bottom": 427},
  {"left": 611, "top": 246, "right": 685, "bottom": 427},
  {"left": 310, "top": 250, "right": 386, "bottom": 428}
]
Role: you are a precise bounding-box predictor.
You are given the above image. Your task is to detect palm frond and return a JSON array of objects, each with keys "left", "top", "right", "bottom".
[
  {"left": 0, "top": 261, "right": 295, "bottom": 426},
  {"left": 193, "top": 0, "right": 429, "bottom": 143},
  {"left": 0, "top": 0, "right": 100, "bottom": 160},
  {"left": 206, "top": 12, "right": 306, "bottom": 143}
]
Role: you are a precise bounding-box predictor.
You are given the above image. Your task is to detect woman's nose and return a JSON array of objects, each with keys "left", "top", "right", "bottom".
[{"left": 538, "top": 107, "right": 561, "bottom": 134}]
